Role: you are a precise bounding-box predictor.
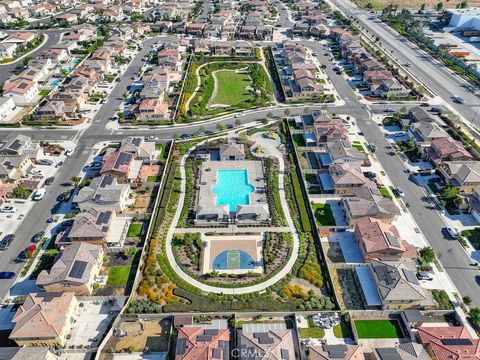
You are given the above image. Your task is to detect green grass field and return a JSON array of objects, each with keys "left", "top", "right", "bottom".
[
  {"left": 354, "top": 320, "right": 404, "bottom": 339},
  {"left": 312, "top": 203, "right": 336, "bottom": 226},
  {"left": 106, "top": 266, "right": 132, "bottom": 286},
  {"left": 299, "top": 326, "right": 325, "bottom": 339},
  {"left": 209, "top": 70, "right": 252, "bottom": 106},
  {"left": 127, "top": 223, "right": 142, "bottom": 237}
]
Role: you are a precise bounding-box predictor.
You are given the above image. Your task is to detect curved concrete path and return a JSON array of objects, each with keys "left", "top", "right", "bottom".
[{"left": 164, "top": 130, "right": 300, "bottom": 294}]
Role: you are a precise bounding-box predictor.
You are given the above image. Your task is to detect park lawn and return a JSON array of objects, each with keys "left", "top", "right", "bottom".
[
  {"left": 127, "top": 223, "right": 142, "bottom": 237},
  {"left": 292, "top": 134, "right": 306, "bottom": 147},
  {"left": 106, "top": 266, "right": 132, "bottom": 286},
  {"left": 312, "top": 203, "right": 336, "bottom": 226},
  {"left": 209, "top": 70, "right": 252, "bottom": 106},
  {"left": 299, "top": 326, "right": 325, "bottom": 339},
  {"left": 354, "top": 320, "right": 404, "bottom": 339},
  {"left": 462, "top": 228, "right": 480, "bottom": 250}
]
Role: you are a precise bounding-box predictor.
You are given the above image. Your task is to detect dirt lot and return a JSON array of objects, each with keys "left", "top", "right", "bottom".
[
  {"left": 106, "top": 318, "right": 171, "bottom": 353},
  {"left": 354, "top": 0, "right": 480, "bottom": 10}
]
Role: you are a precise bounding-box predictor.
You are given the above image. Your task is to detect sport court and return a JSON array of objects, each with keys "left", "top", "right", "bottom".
[{"left": 202, "top": 234, "right": 264, "bottom": 274}]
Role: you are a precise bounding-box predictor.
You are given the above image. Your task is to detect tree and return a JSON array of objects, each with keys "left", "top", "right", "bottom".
[
  {"left": 284, "top": 108, "right": 291, "bottom": 116},
  {"left": 12, "top": 185, "right": 31, "bottom": 199},
  {"left": 420, "top": 3, "right": 426, "bottom": 11},
  {"left": 303, "top": 107, "right": 310, "bottom": 114},
  {"left": 435, "top": 2, "right": 443, "bottom": 11},
  {"left": 71, "top": 176, "right": 82, "bottom": 186},
  {"left": 458, "top": 0, "right": 468, "bottom": 8},
  {"left": 235, "top": 119, "right": 241, "bottom": 126},
  {"left": 441, "top": 186, "right": 459, "bottom": 201},
  {"left": 129, "top": 247, "right": 138, "bottom": 257},
  {"left": 463, "top": 296, "right": 473, "bottom": 306},
  {"left": 470, "top": 307, "right": 480, "bottom": 326},
  {"left": 266, "top": 111, "right": 274, "bottom": 118},
  {"left": 216, "top": 123, "right": 226, "bottom": 131},
  {"left": 419, "top": 247, "right": 436, "bottom": 263},
  {"left": 261, "top": 118, "right": 269, "bottom": 125}
]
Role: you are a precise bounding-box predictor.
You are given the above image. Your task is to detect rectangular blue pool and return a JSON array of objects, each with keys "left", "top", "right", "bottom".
[{"left": 212, "top": 169, "right": 254, "bottom": 212}]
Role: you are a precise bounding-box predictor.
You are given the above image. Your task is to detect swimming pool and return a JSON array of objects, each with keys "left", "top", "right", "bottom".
[
  {"left": 49, "top": 78, "right": 60, "bottom": 87},
  {"left": 212, "top": 169, "right": 254, "bottom": 212},
  {"left": 213, "top": 250, "right": 255, "bottom": 270}
]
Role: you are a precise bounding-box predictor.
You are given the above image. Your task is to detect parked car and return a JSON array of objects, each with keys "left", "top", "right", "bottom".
[
  {"left": 367, "top": 143, "right": 376, "bottom": 152},
  {"left": 446, "top": 227, "right": 460, "bottom": 239},
  {"left": 37, "top": 159, "right": 53, "bottom": 165},
  {"left": 384, "top": 108, "right": 395, "bottom": 112},
  {"left": 90, "top": 162, "right": 103, "bottom": 170},
  {"left": 0, "top": 272, "right": 15, "bottom": 279},
  {"left": 395, "top": 187, "right": 405, "bottom": 197},
  {"left": 363, "top": 171, "right": 376, "bottom": 179},
  {"left": 33, "top": 188, "right": 46, "bottom": 201},
  {"left": 144, "top": 136, "right": 158, "bottom": 141},
  {"left": 31, "top": 231, "right": 45, "bottom": 243},
  {"left": 65, "top": 149, "right": 74, "bottom": 156},
  {"left": 57, "top": 192, "right": 67, "bottom": 202},
  {"left": 430, "top": 107, "right": 442, "bottom": 113},
  {"left": 0, "top": 234, "right": 15, "bottom": 251},
  {"left": 417, "top": 271, "right": 433, "bottom": 280},
  {"left": 45, "top": 176, "right": 55, "bottom": 185},
  {"left": 30, "top": 168, "right": 44, "bottom": 176},
  {"left": 0, "top": 206, "right": 17, "bottom": 213},
  {"left": 453, "top": 95, "right": 465, "bottom": 104}
]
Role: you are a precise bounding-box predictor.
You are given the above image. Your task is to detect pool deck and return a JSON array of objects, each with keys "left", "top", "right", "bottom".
[
  {"left": 202, "top": 234, "right": 264, "bottom": 274},
  {"left": 198, "top": 160, "right": 267, "bottom": 213}
]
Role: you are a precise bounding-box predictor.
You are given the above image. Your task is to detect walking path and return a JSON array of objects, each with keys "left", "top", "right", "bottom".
[
  {"left": 164, "top": 129, "right": 300, "bottom": 294},
  {"left": 174, "top": 226, "right": 292, "bottom": 234}
]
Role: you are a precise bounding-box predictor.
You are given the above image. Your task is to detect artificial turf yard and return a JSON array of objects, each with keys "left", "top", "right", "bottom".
[
  {"left": 312, "top": 203, "right": 336, "bottom": 226},
  {"left": 354, "top": 320, "right": 404, "bottom": 339},
  {"left": 106, "top": 266, "right": 132, "bottom": 286},
  {"left": 209, "top": 70, "right": 252, "bottom": 106}
]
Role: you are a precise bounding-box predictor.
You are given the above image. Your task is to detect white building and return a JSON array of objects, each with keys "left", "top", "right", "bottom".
[
  {"left": 447, "top": 8, "right": 480, "bottom": 31},
  {"left": 0, "top": 97, "right": 16, "bottom": 122},
  {"left": 0, "top": 42, "right": 16, "bottom": 60}
]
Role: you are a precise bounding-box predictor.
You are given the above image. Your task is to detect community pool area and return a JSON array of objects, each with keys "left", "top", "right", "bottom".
[
  {"left": 212, "top": 169, "right": 254, "bottom": 212},
  {"left": 213, "top": 249, "right": 255, "bottom": 270}
]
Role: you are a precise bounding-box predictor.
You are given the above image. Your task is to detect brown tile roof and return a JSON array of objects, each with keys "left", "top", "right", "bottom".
[{"left": 175, "top": 326, "right": 229, "bottom": 360}]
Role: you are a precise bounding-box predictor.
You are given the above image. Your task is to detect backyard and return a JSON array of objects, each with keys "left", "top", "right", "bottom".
[
  {"left": 106, "top": 266, "right": 132, "bottom": 287},
  {"left": 461, "top": 228, "right": 480, "bottom": 250},
  {"left": 312, "top": 203, "right": 336, "bottom": 226},
  {"left": 354, "top": 319, "right": 404, "bottom": 339}
]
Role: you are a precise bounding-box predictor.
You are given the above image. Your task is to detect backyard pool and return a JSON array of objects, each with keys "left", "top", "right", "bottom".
[
  {"left": 49, "top": 78, "right": 60, "bottom": 87},
  {"left": 212, "top": 169, "right": 254, "bottom": 211},
  {"left": 63, "top": 57, "right": 80, "bottom": 73},
  {"left": 213, "top": 250, "right": 255, "bottom": 270}
]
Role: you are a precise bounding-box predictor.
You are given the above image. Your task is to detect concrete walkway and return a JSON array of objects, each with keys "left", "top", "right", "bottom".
[
  {"left": 174, "top": 226, "right": 291, "bottom": 234},
  {"left": 164, "top": 128, "right": 299, "bottom": 294}
]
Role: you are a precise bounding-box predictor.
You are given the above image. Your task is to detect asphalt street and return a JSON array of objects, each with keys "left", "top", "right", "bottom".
[
  {"left": 273, "top": 0, "right": 294, "bottom": 28},
  {"left": 0, "top": 30, "right": 63, "bottom": 84},
  {"left": 329, "top": 0, "right": 480, "bottom": 129}
]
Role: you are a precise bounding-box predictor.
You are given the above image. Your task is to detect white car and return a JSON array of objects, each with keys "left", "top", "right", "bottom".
[
  {"left": 446, "top": 227, "right": 460, "bottom": 239},
  {"left": 33, "top": 188, "right": 46, "bottom": 201},
  {"left": 30, "top": 168, "right": 44, "bottom": 176},
  {"left": 144, "top": 136, "right": 159, "bottom": 141},
  {"left": 393, "top": 132, "right": 405, "bottom": 137},
  {"left": 0, "top": 206, "right": 17, "bottom": 213},
  {"left": 65, "top": 149, "right": 74, "bottom": 156}
]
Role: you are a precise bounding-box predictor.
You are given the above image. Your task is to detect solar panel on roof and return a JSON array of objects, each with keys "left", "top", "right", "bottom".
[
  {"left": 375, "top": 348, "right": 402, "bottom": 360},
  {"left": 258, "top": 336, "right": 274, "bottom": 345},
  {"left": 324, "top": 344, "right": 348, "bottom": 358},
  {"left": 132, "top": 137, "right": 142, "bottom": 147},
  {"left": 441, "top": 338, "right": 473, "bottom": 346},
  {"left": 205, "top": 329, "right": 219, "bottom": 336},
  {"left": 68, "top": 260, "right": 88, "bottom": 279},
  {"left": 280, "top": 348, "right": 290, "bottom": 360},
  {"left": 114, "top": 152, "right": 132, "bottom": 169},
  {"left": 96, "top": 211, "right": 112, "bottom": 225},
  {"left": 197, "top": 334, "right": 213, "bottom": 342},
  {"left": 176, "top": 338, "right": 187, "bottom": 355},
  {"left": 402, "top": 269, "right": 420, "bottom": 285},
  {"left": 212, "top": 348, "right": 222, "bottom": 359},
  {"left": 100, "top": 176, "right": 113, "bottom": 187},
  {"left": 9, "top": 139, "right": 21, "bottom": 151},
  {"left": 385, "top": 233, "right": 401, "bottom": 248}
]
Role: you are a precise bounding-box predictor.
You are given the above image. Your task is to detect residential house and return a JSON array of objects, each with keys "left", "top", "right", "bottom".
[
  {"left": 54, "top": 12, "right": 78, "bottom": 24},
  {"left": 466, "top": 187, "right": 480, "bottom": 224},
  {"left": 37, "top": 242, "right": 104, "bottom": 295},
  {"left": 39, "top": 47, "right": 68, "bottom": 62},
  {"left": 238, "top": 329, "right": 296, "bottom": 360},
  {"left": 326, "top": 139, "right": 368, "bottom": 166},
  {"left": 0, "top": 347, "right": 57, "bottom": 360},
  {"left": 369, "top": 258, "right": 432, "bottom": 309},
  {"left": 9, "top": 292, "right": 78, "bottom": 347},
  {"left": 309, "top": 344, "right": 362, "bottom": 360},
  {"left": 423, "top": 137, "right": 473, "bottom": 165},
  {"left": 417, "top": 325, "right": 480, "bottom": 360},
  {"left": 2, "top": 78, "right": 39, "bottom": 105},
  {"left": 438, "top": 161, "right": 480, "bottom": 192},
  {"left": 379, "top": 78, "right": 409, "bottom": 98},
  {"left": 409, "top": 122, "right": 449, "bottom": 145},
  {"left": 0, "top": 42, "right": 16, "bottom": 60},
  {"left": 0, "top": 134, "right": 42, "bottom": 159},
  {"left": 33, "top": 101, "right": 78, "bottom": 121},
  {"left": 129, "top": 99, "right": 169, "bottom": 121},
  {"left": 3, "top": 31, "right": 35, "bottom": 43},
  {"left": 371, "top": 343, "right": 431, "bottom": 360},
  {"left": 408, "top": 106, "right": 433, "bottom": 123},
  {"left": 100, "top": 150, "right": 134, "bottom": 182},
  {"left": 0, "top": 155, "right": 33, "bottom": 181},
  {"left": 354, "top": 217, "right": 417, "bottom": 261},
  {"left": 327, "top": 163, "right": 373, "bottom": 195},
  {"left": 341, "top": 185, "right": 400, "bottom": 225},
  {"left": 308, "top": 122, "right": 349, "bottom": 146},
  {"left": 175, "top": 327, "right": 230, "bottom": 360},
  {"left": 219, "top": 143, "right": 244, "bottom": 161},
  {"left": 186, "top": 22, "right": 206, "bottom": 36},
  {"left": 120, "top": 137, "right": 156, "bottom": 160},
  {"left": 73, "top": 175, "right": 132, "bottom": 213},
  {"left": 0, "top": 97, "right": 16, "bottom": 122}
]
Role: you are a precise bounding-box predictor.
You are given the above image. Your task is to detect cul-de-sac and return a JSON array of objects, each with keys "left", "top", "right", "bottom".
[{"left": 1, "top": 0, "right": 480, "bottom": 358}]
